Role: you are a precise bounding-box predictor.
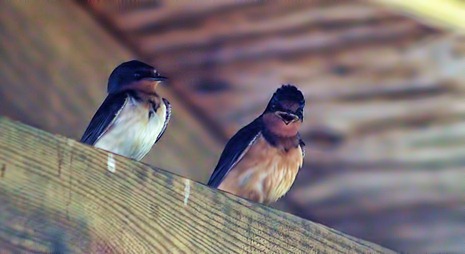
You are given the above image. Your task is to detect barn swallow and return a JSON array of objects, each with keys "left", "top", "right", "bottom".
[
  {"left": 208, "top": 85, "right": 305, "bottom": 204},
  {"left": 80, "top": 60, "right": 171, "bottom": 161}
]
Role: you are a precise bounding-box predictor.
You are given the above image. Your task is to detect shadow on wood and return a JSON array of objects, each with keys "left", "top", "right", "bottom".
[{"left": 0, "top": 117, "right": 394, "bottom": 253}]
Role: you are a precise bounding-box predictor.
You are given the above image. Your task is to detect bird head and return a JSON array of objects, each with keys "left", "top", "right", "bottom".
[
  {"left": 264, "top": 84, "right": 305, "bottom": 124},
  {"left": 263, "top": 84, "right": 305, "bottom": 136},
  {"left": 107, "top": 60, "right": 167, "bottom": 94}
]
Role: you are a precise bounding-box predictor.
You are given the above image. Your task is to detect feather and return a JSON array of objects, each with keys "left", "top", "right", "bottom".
[
  {"left": 207, "top": 117, "right": 263, "bottom": 188},
  {"left": 80, "top": 93, "right": 128, "bottom": 145},
  {"left": 155, "top": 98, "right": 171, "bottom": 143}
]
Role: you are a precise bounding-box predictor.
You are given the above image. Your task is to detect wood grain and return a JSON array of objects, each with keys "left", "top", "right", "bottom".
[{"left": 0, "top": 117, "right": 395, "bottom": 253}]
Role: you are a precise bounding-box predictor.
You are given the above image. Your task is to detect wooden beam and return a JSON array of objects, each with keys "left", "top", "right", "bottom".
[{"left": 0, "top": 117, "right": 394, "bottom": 253}]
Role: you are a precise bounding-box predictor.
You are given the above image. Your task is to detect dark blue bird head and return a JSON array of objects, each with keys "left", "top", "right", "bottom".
[
  {"left": 264, "top": 84, "right": 305, "bottom": 124},
  {"left": 107, "top": 60, "right": 167, "bottom": 94}
]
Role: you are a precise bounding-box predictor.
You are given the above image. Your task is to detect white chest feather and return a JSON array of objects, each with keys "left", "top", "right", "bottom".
[{"left": 94, "top": 97, "right": 166, "bottom": 160}]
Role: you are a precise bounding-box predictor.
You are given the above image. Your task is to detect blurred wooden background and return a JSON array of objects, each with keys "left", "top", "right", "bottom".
[{"left": 1, "top": 0, "right": 465, "bottom": 252}]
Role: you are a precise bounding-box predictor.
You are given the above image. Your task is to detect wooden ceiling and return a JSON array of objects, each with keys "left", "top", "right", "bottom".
[{"left": 83, "top": 0, "right": 442, "bottom": 165}]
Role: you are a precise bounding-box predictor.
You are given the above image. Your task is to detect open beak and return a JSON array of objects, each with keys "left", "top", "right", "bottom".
[{"left": 275, "top": 111, "right": 299, "bottom": 125}]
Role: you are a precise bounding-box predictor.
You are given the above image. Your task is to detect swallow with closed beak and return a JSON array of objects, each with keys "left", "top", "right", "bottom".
[
  {"left": 208, "top": 84, "right": 305, "bottom": 204},
  {"left": 80, "top": 60, "right": 171, "bottom": 161}
]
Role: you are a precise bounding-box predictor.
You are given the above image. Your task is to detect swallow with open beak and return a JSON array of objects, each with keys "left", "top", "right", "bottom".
[
  {"left": 80, "top": 60, "right": 171, "bottom": 161},
  {"left": 208, "top": 84, "right": 305, "bottom": 204}
]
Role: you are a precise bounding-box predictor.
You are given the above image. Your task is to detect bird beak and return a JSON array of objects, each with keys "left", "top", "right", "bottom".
[
  {"left": 148, "top": 69, "right": 168, "bottom": 82},
  {"left": 150, "top": 75, "right": 168, "bottom": 82},
  {"left": 275, "top": 111, "right": 299, "bottom": 125}
]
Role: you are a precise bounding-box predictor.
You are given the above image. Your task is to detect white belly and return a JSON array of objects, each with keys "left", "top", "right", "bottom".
[{"left": 94, "top": 97, "right": 166, "bottom": 160}]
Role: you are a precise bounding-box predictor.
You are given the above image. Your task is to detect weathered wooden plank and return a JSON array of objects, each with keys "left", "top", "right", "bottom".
[{"left": 0, "top": 117, "right": 395, "bottom": 253}]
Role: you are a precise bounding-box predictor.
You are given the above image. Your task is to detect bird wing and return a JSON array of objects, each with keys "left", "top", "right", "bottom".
[
  {"left": 299, "top": 136, "right": 306, "bottom": 159},
  {"left": 207, "top": 117, "right": 263, "bottom": 188},
  {"left": 80, "top": 93, "right": 128, "bottom": 145},
  {"left": 155, "top": 98, "right": 171, "bottom": 143}
]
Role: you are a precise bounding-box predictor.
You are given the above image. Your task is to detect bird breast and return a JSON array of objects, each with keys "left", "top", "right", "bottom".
[
  {"left": 94, "top": 96, "right": 166, "bottom": 160},
  {"left": 218, "top": 134, "right": 303, "bottom": 204}
]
